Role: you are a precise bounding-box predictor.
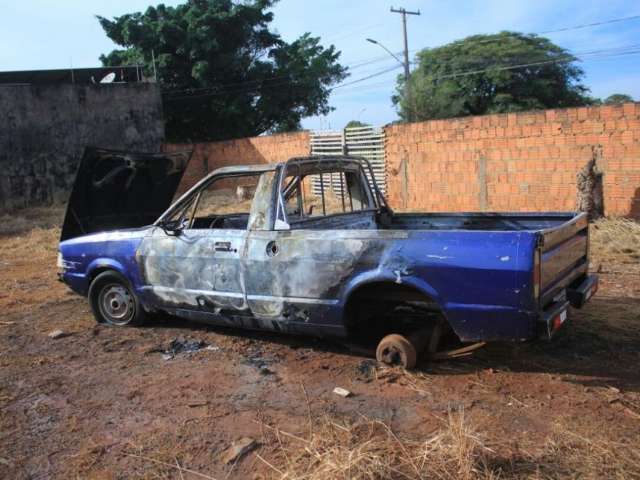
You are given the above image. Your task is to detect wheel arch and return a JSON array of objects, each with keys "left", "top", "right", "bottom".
[
  {"left": 341, "top": 274, "right": 453, "bottom": 340},
  {"left": 86, "top": 259, "right": 128, "bottom": 286}
]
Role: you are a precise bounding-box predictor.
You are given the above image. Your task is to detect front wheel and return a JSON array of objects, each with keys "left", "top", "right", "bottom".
[{"left": 89, "top": 271, "right": 146, "bottom": 326}]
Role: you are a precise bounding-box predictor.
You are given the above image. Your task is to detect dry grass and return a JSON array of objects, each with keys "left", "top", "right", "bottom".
[
  {"left": 0, "top": 208, "right": 66, "bottom": 315},
  {"left": 590, "top": 217, "right": 640, "bottom": 265},
  {"left": 257, "top": 411, "right": 640, "bottom": 480},
  {"left": 0, "top": 206, "right": 65, "bottom": 236},
  {"left": 257, "top": 410, "right": 492, "bottom": 480}
]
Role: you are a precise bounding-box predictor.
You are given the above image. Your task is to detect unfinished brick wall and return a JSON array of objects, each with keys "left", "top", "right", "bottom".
[
  {"left": 385, "top": 103, "right": 640, "bottom": 217},
  {"left": 164, "top": 103, "right": 639, "bottom": 218},
  {"left": 164, "top": 131, "right": 310, "bottom": 195}
]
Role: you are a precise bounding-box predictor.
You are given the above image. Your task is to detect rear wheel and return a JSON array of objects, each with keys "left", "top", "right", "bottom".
[
  {"left": 376, "top": 334, "right": 417, "bottom": 369},
  {"left": 89, "top": 271, "right": 146, "bottom": 326}
]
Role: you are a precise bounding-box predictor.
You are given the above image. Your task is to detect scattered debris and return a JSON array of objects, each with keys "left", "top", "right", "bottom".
[
  {"left": 47, "top": 329, "right": 67, "bottom": 339},
  {"left": 221, "top": 437, "right": 258, "bottom": 464},
  {"left": 187, "top": 400, "right": 208, "bottom": 408},
  {"left": 161, "top": 337, "right": 219, "bottom": 360},
  {"left": 243, "top": 344, "right": 277, "bottom": 373},
  {"left": 333, "top": 387, "right": 352, "bottom": 398},
  {"left": 355, "top": 360, "right": 376, "bottom": 381}
]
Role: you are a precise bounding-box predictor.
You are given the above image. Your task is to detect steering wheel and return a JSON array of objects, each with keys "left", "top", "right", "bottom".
[{"left": 209, "top": 216, "right": 224, "bottom": 229}]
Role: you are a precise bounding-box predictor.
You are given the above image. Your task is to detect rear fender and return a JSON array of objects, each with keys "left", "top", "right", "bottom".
[{"left": 342, "top": 270, "right": 444, "bottom": 307}]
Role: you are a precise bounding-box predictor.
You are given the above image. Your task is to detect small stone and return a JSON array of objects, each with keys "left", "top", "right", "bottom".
[
  {"left": 221, "top": 437, "right": 257, "bottom": 464},
  {"left": 333, "top": 387, "right": 352, "bottom": 398},
  {"left": 47, "top": 329, "right": 66, "bottom": 339}
]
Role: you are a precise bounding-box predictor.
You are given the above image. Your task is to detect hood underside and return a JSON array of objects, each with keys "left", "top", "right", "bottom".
[{"left": 61, "top": 147, "right": 192, "bottom": 241}]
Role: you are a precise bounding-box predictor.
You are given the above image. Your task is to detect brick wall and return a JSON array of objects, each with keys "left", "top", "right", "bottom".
[
  {"left": 385, "top": 103, "right": 640, "bottom": 217},
  {"left": 164, "top": 103, "right": 640, "bottom": 218},
  {"left": 164, "top": 131, "right": 310, "bottom": 195}
]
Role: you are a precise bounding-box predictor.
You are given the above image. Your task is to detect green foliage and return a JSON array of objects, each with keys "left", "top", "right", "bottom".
[
  {"left": 345, "top": 120, "right": 370, "bottom": 129},
  {"left": 395, "top": 32, "right": 592, "bottom": 121},
  {"left": 604, "top": 93, "right": 634, "bottom": 105},
  {"left": 97, "top": 0, "right": 347, "bottom": 141}
]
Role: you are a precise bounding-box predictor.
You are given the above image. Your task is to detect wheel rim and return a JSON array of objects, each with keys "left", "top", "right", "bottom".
[{"left": 98, "top": 283, "right": 135, "bottom": 325}]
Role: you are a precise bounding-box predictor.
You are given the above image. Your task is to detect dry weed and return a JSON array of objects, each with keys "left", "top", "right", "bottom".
[
  {"left": 257, "top": 409, "right": 495, "bottom": 480},
  {"left": 590, "top": 217, "right": 640, "bottom": 266},
  {"left": 258, "top": 410, "right": 640, "bottom": 480}
]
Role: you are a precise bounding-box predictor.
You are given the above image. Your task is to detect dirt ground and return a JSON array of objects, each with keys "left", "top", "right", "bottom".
[{"left": 1, "top": 209, "right": 639, "bottom": 479}]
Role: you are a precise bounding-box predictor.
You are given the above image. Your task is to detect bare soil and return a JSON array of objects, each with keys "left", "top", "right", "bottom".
[{"left": 1, "top": 209, "right": 639, "bottom": 479}]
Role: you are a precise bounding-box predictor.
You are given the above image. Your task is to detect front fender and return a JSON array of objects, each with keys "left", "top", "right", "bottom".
[
  {"left": 86, "top": 257, "right": 128, "bottom": 279},
  {"left": 63, "top": 258, "right": 129, "bottom": 297}
]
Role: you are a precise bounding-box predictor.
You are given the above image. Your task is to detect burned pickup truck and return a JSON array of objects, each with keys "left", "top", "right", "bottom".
[{"left": 58, "top": 149, "right": 598, "bottom": 367}]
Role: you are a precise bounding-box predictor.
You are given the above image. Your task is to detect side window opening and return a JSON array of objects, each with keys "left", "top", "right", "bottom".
[
  {"left": 170, "top": 173, "right": 262, "bottom": 230},
  {"left": 278, "top": 166, "right": 373, "bottom": 226}
]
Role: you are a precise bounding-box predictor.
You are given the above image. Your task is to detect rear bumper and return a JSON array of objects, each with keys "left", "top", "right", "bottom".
[
  {"left": 537, "top": 274, "right": 598, "bottom": 339},
  {"left": 538, "top": 300, "right": 570, "bottom": 339},
  {"left": 567, "top": 274, "right": 598, "bottom": 308}
]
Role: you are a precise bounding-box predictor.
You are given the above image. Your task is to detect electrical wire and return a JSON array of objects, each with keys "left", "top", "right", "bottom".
[{"left": 160, "top": 14, "right": 640, "bottom": 101}]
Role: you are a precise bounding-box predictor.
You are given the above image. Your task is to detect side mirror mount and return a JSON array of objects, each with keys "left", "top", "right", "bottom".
[{"left": 159, "top": 218, "right": 186, "bottom": 236}]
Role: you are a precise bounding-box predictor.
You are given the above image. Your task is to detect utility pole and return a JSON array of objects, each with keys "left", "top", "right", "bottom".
[{"left": 390, "top": 6, "right": 420, "bottom": 121}]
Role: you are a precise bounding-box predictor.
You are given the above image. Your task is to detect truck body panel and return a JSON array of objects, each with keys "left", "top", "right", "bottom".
[{"left": 58, "top": 154, "right": 597, "bottom": 344}]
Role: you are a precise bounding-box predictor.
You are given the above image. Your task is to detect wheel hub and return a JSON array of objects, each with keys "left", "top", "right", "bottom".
[{"left": 99, "top": 284, "right": 134, "bottom": 324}]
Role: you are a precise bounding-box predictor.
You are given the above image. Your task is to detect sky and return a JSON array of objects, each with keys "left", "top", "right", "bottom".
[{"left": 1, "top": 0, "right": 639, "bottom": 131}]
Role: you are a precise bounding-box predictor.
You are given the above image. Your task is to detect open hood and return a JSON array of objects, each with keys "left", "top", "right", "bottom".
[{"left": 61, "top": 147, "right": 192, "bottom": 241}]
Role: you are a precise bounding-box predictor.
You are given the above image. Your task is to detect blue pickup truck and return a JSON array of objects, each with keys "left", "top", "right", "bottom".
[{"left": 58, "top": 148, "right": 598, "bottom": 367}]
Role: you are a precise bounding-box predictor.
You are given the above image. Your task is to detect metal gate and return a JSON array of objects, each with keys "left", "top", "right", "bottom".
[{"left": 309, "top": 125, "right": 386, "bottom": 195}]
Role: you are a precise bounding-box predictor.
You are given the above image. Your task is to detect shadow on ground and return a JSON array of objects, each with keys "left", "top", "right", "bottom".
[{"left": 138, "top": 295, "right": 640, "bottom": 392}]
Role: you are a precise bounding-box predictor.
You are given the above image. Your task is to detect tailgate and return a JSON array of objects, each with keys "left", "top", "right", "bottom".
[{"left": 538, "top": 213, "right": 589, "bottom": 306}]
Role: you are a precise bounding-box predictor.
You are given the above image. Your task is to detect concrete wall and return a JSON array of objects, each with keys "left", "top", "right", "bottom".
[
  {"left": 165, "top": 131, "right": 310, "bottom": 195},
  {"left": 0, "top": 83, "right": 164, "bottom": 210},
  {"left": 385, "top": 103, "right": 640, "bottom": 217}
]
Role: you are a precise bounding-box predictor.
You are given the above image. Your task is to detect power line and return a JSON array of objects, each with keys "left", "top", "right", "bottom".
[
  {"left": 163, "top": 63, "right": 404, "bottom": 101},
  {"left": 538, "top": 14, "right": 640, "bottom": 35},
  {"left": 331, "top": 44, "right": 640, "bottom": 95},
  {"left": 420, "top": 46, "right": 640, "bottom": 82},
  {"left": 160, "top": 14, "right": 640, "bottom": 99},
  {"left": 161, "top": 52, "right": 403, "bottom": 98},
  {"left": 162, "top": 44, "right": 640, "bottom": 103},
  {"left": 161, "top": 13, "right": 640, "bottom": 102},
  {"left": 331, "top": 65, "right": 403, "bottom": 90}
]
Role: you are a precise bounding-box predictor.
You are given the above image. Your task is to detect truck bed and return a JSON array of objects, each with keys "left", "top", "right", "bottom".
[
  {"left": 387, "top": 211, "right": 580, "bottom": 231},
  {"left": 390, "top": 211, "right": 590, "bottom": 310}
]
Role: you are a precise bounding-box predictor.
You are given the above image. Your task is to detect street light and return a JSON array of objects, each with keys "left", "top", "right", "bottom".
[
  {"left": 366, "top": 37, "right": 413, "bottom": 121},
  {"left": 366, "top": 38, "right": 404, "bottom": 68}
]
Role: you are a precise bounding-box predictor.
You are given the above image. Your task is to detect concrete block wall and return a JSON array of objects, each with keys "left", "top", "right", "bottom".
[
  {"left": 0, "top": 83, "right": 164, "bottom": 210},
  {"left": 385, "top": 103, "right": 640, "bottom": 217}
]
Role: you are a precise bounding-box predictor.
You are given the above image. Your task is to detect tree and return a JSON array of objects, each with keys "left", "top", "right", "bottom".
[
  {"left": 345, "top": 120, "right": 370, "bottom": 129},
  {"left": 394, "top": 32, "right": 592, "bottom": 121},
  {"left": 604, "top": 93, "right": 634, "bottom": 105},
  {"left": 98, "top": 0, "right": 348, "bottom": 141}
]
